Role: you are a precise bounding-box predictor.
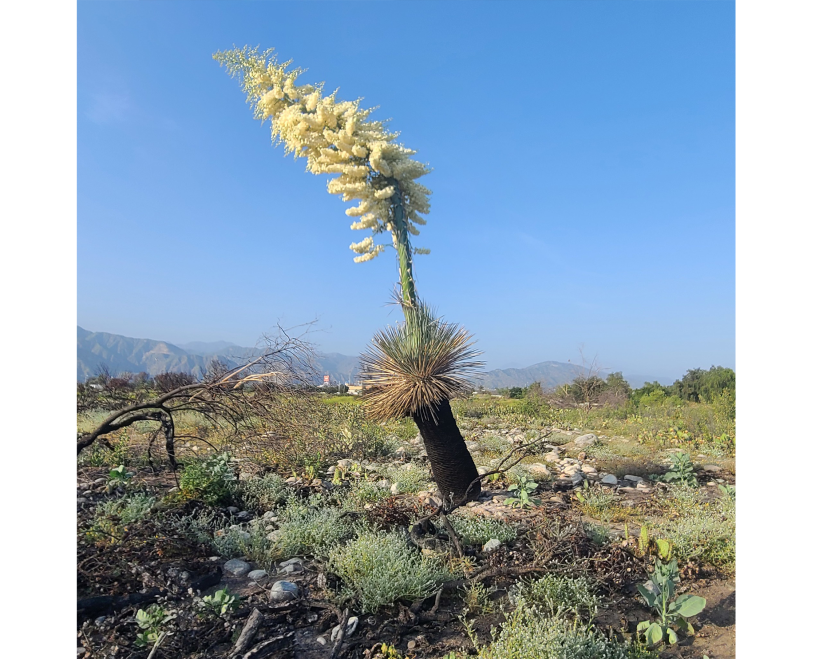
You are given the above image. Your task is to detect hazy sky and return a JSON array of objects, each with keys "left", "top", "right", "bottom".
[{"left": 78, "top": 0, "right": 734, "bottom": 380}]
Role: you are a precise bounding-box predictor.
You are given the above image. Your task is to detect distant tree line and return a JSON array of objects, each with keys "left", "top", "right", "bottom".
[{"left": 496, "top": 365, "right": 735, "bottom": 409}]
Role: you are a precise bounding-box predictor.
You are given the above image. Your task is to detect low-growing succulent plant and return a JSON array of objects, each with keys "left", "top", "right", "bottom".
[
  {"left": 201, "top": 587, "right": 239, "bottom": 616},
  {"left": 134, "top": 604, "right": 174, "bottom": 647}
]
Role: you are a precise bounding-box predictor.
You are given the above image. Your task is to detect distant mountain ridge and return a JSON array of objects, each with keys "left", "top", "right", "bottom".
[{"left": 77, "top": 327, "right": 666, "bottom": 388}]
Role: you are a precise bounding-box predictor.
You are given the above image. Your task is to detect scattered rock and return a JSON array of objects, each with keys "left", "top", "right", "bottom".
[
  {"left": 390, "top": 482, "right": 401, "bottom": 495},
  {"left": 247, "top": 569, "right": 268, "bottom": 581},
  {"left": 624, "top": 475, "right": 644, "bottom": 483},
  {"left": 600, "top": 474, "right": 618, "bottom": 486},
  {"left": 236, "top": 510, "right": 251, "bottom": 520},
  {"left": 269, "top": 580, "right": 299, "bottom": 602},
  {"left": 703, "top": 465, "right": 723, "bottom": 473},
  {"left": 376, "top": 479, "right": 391, "bottom": 490},
  {"left": 574, "top": 434, "right": 598, "bottom": 448},
  {"left": 337, "top": 459, "right": 353, "bottom": 468},
  {"left": 483, "top": 539, "right": 501, "bottom": 553},
  {"left": 543, "top": 451, "right": 560, "bottom": 463},
  {"left": 316, "top": 636, "right": 327, "bottom": 646},
  {"left": 477, "top": 466, "right": 490, "bottom": 476},
  {"left": 582, "top": 465, "right": 597, "bottom": 474},
  {"left": 226, "top": 506, "right": 240, "bottom": 514},
  {"left": 527, "top": 463, "right": 551, "bottom": 477},
  {"left": 224, "top": 559, "right": 251, "bottom": 577},
  {"left": 331, "top": 616, "right": 359, "bottom": 642},
  {"left": 278, "top": 558, "right": 304, "bottom": 575},
  {"left": 549, "top": 495, "right": 565, "bottom": 504},
  {"left": 77, "top": 497, "right": 88, "bottom": 504}
]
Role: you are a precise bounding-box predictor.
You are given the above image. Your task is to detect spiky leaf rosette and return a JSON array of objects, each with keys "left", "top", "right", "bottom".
[{"left": 359, "top": 302, "right": 483, "bottom": 422}]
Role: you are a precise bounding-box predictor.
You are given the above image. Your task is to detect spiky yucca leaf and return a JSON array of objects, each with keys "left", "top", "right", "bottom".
[{"left": 359, "top": 302, "right": 483, "bottom": 422}]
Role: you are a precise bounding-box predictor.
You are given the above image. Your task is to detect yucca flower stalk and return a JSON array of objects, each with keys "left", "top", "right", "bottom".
[{"left": 215, "top": 46, "right": 482, "bottom": 504}]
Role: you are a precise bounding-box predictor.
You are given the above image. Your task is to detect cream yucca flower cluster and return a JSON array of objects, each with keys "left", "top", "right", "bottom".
[{"left": 214, "top": 47, "right": 432, "bottom": 263}]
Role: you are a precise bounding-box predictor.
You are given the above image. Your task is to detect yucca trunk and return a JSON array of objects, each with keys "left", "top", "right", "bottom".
[{"left": 412, "top": 399, "right": 481, "bottom": 506}]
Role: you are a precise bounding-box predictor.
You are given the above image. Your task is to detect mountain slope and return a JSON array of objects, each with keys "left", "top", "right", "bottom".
[{"left": 77, "top": 327, "right": 664, "bottom": 388}]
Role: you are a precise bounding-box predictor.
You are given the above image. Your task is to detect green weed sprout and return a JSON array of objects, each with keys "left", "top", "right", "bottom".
[{"left": 505, "top": 476, "right": 540, "bottom": 508}]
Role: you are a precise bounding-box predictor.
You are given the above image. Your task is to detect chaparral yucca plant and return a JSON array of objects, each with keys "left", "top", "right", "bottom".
[{"left": 215, "top": 46, "right": 483, "bottom": 504}]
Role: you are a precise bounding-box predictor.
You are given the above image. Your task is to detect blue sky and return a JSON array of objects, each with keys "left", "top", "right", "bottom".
[{"left": 78, "top": 0, "right": 734, "bottom": 380}]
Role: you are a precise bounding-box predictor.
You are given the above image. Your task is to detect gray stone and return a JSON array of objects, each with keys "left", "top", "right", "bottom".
[
  {"left": 624, "top": 475, "right": 644, "bottom": 483},
  {"left": 483, "top": 539, "right": 501, "bottom": 553},
  {"left": 226, "top": 506, "right": 240, "bottom": 514},
  {"left": 703, "top": 465, "right": 723, "bottom": 473},
  {"left": 600, "top": 474, "right": 618, "bottom": 486},
  {"left": 390, "top": 482, "right": 401, "bottom": 495},
  {"left": 316, "top": 636, "right": 327, "bottom": 646},
  {"left": 527, "top": 463, "right": 551, "bottom": 477},
  {"left": 77, "top": 497, "right": 88, "bottom": 504},
  {"left": 337, "top": 459, "right": 353, "bottom": 469},
  {"left": 582, "top": 465, "right": 597, "bottom": 474},
  {"left": 224, "top": 559, "right": 252, "bottom": 577},
  {"left": 279, "top": 563, "right": 303, "bottom": 575},
  {"left": 477, "top": 466, "right": 490, "bottom": 476},
  {"left": 376, "top": 479, "right": 391, "bottom": 490},
  {"left": 247, "top": 569, "right": 268, "bottom": 581},
  {"left": 279, "top": 557, "right": 303, "bottom": 568},
  {"left": 543, "top": 451, "right": 560, "bottom": 463},
  {"left": 269, "top": 580, "right": 299, "bottom": 602},
  {"left": 574, "top": 434, "right": 598, "bottom": 449},
  {"left": 465, "top": 441, "right": 480, "bottom": 451},
  {"left": 331, "top": 616, "right": 359, "bottom": 642}
]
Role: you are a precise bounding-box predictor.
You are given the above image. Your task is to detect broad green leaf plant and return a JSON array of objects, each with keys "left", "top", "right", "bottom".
[{"left": 636, "top": 540, "right": 706, "bottom": 647}]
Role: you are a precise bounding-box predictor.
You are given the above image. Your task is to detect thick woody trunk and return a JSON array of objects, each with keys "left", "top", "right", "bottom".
[{"left": 412, "top": 398, "right": 480, "bottom": 507}]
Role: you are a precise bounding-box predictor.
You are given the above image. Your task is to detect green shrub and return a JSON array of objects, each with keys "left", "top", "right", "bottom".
[
  {"left": 96, "top": 493, "right": 156, "bottom": 525},
  {"left": 449, "top": 512, "right": 517, "bottom": 546},
  {"left": 237, "top": 473, "right": 291, "bottom": 512},
  {"left": 650, "top": 487, "right": 735, "bottom": 572},
  {"left": 327, "top": 529, "right": 454, "bottom": 613},
  {"left": 381, "top": 463, "right": 432, "bottom": 494},
  {"left": 272, "top": 499, "right": 358, "bottom": 559},
  {"left": 179, "top": 453, "right": 236, "bottom": 505},
  {"left": 475, "top": 600, "right": 655, "bottom": 659},
  {"left": 510, "top": 575, "right": 599, "bottom": 620},
  {"left": 574, "top": 483, "right": 625, "bottom": 523}
]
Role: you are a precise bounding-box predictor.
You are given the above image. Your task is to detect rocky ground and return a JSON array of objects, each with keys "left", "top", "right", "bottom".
[{"left": 77, "top": 425, "right": 735, "bottom": 659}]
